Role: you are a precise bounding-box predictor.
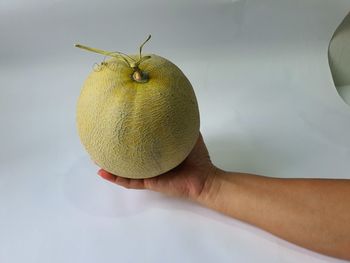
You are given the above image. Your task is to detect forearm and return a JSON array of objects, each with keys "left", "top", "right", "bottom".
[{"left": 198, "top": 169, "right": 350, "bottom": 260}]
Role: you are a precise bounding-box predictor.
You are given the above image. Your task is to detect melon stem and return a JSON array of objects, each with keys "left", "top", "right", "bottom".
[
  {"left": 75, "top": 35, "right": 152, "bottom": 83},
  {"left": 132, "top": 68, "right": 149, "bottom": 83}
]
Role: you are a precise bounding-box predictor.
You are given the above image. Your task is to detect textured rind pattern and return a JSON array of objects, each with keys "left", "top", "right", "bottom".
[{"left": 77, "top": 54, "right": 200, "bottom": 178}]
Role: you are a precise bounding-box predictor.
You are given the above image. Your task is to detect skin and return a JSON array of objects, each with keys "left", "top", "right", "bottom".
[{"left": 98, "top": 132, "right": 350, "bottom": 260}]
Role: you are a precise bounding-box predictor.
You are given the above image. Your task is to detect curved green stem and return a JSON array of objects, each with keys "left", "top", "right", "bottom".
[
  {"left": 74, "top": 44, "right": 133, "bottom": 67},
  {"left": 139, "top": 35, "right": 151, "bottom": 61},
  {"left": 75, "top": 35, "right": 152, "bottom": 83}
]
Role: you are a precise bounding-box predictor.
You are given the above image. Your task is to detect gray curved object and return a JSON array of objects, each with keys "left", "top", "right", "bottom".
[{"left": 328, "top": 12, "right": 350, "bottom": 105}]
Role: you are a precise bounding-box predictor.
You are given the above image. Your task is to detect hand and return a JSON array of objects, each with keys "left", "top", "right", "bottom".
[{"left": 97, "top": 132, "right": 218, "bottom": 201}]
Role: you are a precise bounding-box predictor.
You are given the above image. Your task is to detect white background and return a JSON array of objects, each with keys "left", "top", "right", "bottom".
[{"left": 1, "top": 0, "right": 350, "bottom": 262}]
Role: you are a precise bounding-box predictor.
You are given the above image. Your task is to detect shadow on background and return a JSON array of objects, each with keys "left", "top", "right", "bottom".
[
  {"left": 205, "top": 132, "right": 299, "bottom": 178},
  {"left": 62, "top": 155, "right": 167, "bottom": 218}
]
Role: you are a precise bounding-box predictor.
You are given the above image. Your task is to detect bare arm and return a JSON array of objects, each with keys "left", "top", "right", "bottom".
[
  {"left": 98, "top": 133, "right": 350, "bottom": 260},
  {"left": 199, "top": 170, "right": 350, "bottom": 260}
]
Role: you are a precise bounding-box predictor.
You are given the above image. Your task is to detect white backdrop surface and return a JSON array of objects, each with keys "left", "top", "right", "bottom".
[{"left": 1, "top": 0, "right": 350, "bottom": 262}]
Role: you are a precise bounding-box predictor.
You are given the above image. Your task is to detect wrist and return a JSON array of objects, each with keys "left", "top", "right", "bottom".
[{"left": 196, "top": 166, "right": 226, "bottom": 205}]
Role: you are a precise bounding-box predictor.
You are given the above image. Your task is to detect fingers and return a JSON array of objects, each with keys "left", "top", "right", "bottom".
[
  {"left": 97, "top": 169, "right": 146, "bottom": 189},
  {"left": 98, "top": 169, "right": 116, "bottom": 181}
]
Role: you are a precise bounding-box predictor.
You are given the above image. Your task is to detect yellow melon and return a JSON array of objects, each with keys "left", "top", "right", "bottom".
[{"left": 75, "top": 36, "right": 200, "bottom": 179}]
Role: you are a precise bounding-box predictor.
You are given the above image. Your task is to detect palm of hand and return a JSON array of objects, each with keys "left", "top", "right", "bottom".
[{"left": 98, "top": 132, "right": 216, "bottom": 201}]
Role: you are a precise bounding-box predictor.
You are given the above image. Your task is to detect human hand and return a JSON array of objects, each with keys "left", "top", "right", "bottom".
[{"left": 97, "top": 132, "right": 219, "bottom": 201}]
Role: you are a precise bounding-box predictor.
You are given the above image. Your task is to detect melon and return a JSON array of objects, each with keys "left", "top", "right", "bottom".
[{"left": 75, "top": 36, "right": 200, "bottom": 179}]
